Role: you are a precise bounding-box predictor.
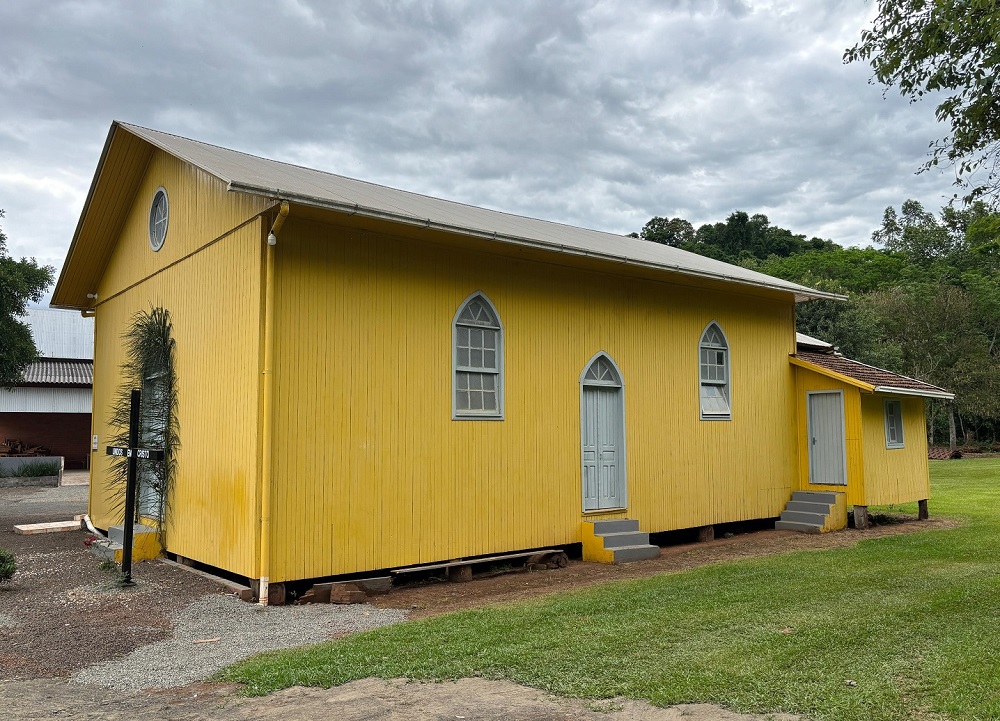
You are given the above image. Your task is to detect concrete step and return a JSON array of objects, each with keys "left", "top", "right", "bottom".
[
  {"left": 785, "top": 500, "right": 832, "bottom": 514},
  {"left": 106, "top": 523, "right": 163, "bottom": 561},
  {"left": 775, "top": 520, "right": 822, "bottom": 534},
  {"left": 610, "top": 544, "right": 661, "bottom": 563},
  {"left": 792, "top": 491, "right": 839, "bottom": 504},
  {"left": 589, "top": 519, "right": 639, "bottom": 534},
  {"left": 108, "top": 523, "right": 158, "bottom": 545},
  {"left": 598, "top": 531, "right": 650, "bottom": 548},
  {"left": 88, "top": 538, "right": 123, "bottom": 563},
  {"left": 779, "top": 510, "right": 828, "bottom": 525}
]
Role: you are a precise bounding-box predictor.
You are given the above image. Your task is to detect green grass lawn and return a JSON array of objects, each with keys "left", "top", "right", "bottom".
[{"left": 222, "top": 459, "right": 1000, "bottom": 721}]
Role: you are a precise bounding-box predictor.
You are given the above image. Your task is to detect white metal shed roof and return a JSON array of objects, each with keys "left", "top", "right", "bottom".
[
  {"left": 117, "top": 122, "right": 845, "bottom": 303},
  {"left": 24, "top": 308, "right": 94, "bottom": 360}
]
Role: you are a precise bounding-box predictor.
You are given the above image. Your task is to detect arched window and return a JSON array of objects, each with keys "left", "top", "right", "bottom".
[
  {"left": 699, "top": 322, "right": 731, "bottom": 420},
  {"left": 453, "top": 292, "right": 503, "bottom": 419}
]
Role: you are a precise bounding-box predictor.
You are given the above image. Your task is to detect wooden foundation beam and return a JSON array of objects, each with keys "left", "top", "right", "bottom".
[
  {"left": 918, "top": 499, "right": 929, "bottom": 521},
  {"left": 854, "top": 505, "right": 870, "bottom": 530},
  {"left": 698, "top": 525, "right": 715, "bottom": 542}
]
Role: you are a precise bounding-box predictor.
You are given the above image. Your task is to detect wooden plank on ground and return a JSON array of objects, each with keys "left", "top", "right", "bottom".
[
  {"left": 14, "top": 520, "right": 81, "bottom": 535},
  {"left": 391, "top": 549, "right": 559, "bottom": 575}
]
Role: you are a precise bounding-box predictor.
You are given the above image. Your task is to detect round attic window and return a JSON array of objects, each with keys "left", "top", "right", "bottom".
[{"left": 148, "top": 188, "right": 169, "bottom": 251}]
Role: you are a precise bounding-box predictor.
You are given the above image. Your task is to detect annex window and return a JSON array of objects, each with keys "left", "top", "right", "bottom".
[
  {"left": 884, "top": 399, "right": 904, "bottom": 449},
  {"left": 453, "top": 292, "right": 503, "bottom": 420},
  {"left": 699, "top": 322, "right": 731, "bottom": 420}
]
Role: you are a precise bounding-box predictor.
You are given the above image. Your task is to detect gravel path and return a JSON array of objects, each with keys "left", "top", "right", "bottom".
[{"left": 72, "top": 594, "right": 408, "bottom": 691}]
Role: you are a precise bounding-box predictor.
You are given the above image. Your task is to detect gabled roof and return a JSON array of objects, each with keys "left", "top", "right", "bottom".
[
  {"left": 791, "top": 350, "right": 954, "bottom": 400},
  {"left": 53, "top": 121, "right": 846, "bottom": 309},
  {"left": 21, "top": 359, "right": 93, "bottom": 386}
]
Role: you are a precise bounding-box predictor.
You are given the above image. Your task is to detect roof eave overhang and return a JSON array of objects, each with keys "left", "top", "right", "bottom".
[
  {"left": 227, "top": 181, "right": 848, "bottom": 303},
  {"left": 789, "top": 356, "right": 876, "bottom": 392},
  {"left": 873, "top": 386, "right": 955, "bottom": 400},
  {"left": 51, "top": 122, "right": 124, "bottom": 310}
]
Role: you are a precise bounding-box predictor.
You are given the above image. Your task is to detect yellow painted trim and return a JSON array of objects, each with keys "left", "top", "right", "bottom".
[
  {"left": 822, "top": 493, "right": 848, "bottom": 532},
  {"left": 581, "top": 521, "right": 615, "bottom": 564},
  {"left": 789, "top": 356, "right": 875, "bottom": 393},
  {"left": 259, "top": 202, "right": 289, "bottom": 603}
]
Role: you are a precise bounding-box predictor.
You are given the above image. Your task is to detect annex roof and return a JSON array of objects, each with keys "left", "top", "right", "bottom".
[
  {"left": 20, "top": 359, "right": 93, "bottom": 386},
  {"left": 795, "top": 331, "right": 833, "bottom": 352},
  {"left": 790, "top": 350, "right": 954, "bottom": 400},
  {"left": 24, "top": 308, "right": 94, "bottom": 360},
  {"left": 53, "top": 121, "right": 846, "bottom": 309}
]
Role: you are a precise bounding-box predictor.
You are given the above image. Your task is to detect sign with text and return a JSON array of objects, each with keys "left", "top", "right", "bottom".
[{"left": 106, "top": 446, "right": 164, "bottom": 461}]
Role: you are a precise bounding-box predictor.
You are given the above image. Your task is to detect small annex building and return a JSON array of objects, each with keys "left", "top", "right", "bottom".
[
  {"left": 52, "top": 121, "right": 947, "bottom": 600},
  {"left": 785, "top": 333, "right": 953, "bottom": 529},
  {"left": 0, "top": 308, "right": 94, "bottom": 468}
]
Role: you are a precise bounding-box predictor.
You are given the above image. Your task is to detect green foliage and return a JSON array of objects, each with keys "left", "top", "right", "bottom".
[
  {"left": 0, "top": 209, "right": 55, "bottom": 390},
  {"left": 0, "top": 460, "right": 61, "bottom": 478},
  {"left": 845, "top": 1, "right": 1000, "bottom": 202},
  {"left": 0, "top": 547, "right": 15, "bottom": 583},
  {"left": 223, "top": 461, "right": 1000, "bottom": 721},
  {"left": 107, "top": 307, "right": 179, "bottom": 535},
  {"left": 639, "top": 216, "right": 695, "bottom": 247}
]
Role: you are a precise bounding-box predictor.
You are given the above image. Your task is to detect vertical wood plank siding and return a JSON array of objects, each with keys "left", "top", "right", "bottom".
[
  {"left": 268, "top": 217, "right": 801, "bottom": 581},
  {"left": 89, "top": 151, "right": 269, "bottom": 578},
  {"left": 860, "top": 395, "right": 930, "bottom": 505}
]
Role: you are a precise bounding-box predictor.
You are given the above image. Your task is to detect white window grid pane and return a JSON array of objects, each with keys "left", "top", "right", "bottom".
[
  {"left": 456, "top": 370, "right": 499, "bottom": 414},
  {"left": 700, "top": 348, "right": 727, "bottom": 384},
  {"left": 456, "top": 326, "right": 498, "bottom": 371},
  {"left": 885, "top": 401, "right": 904, "bottom": 446}
]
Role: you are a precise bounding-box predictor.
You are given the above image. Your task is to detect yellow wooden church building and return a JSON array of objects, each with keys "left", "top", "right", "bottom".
[{"left": 53, "top": 122, "right": 951, "bottom": 601}]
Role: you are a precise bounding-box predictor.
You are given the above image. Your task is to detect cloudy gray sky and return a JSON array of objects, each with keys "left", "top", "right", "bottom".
[{"left": 1, "top": 0, "right": 958, "bottom": 296}]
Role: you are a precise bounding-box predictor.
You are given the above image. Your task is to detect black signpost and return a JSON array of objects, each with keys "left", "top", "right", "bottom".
[{"left": 105, "top": 389, "right": 164, "bottom": 585}]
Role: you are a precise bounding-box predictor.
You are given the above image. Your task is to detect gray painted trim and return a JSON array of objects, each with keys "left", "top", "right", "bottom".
[
  {"left": 148, "top": 186, "right": 168, "bottom": 252},
  {"left": 580, "top": 351, "right": 628, "bottom": 511},
  {"left": 883, "top": 398, "right": 905, "bottom": 449},
  {"left": 806, "top": 389, "right": 848, "bottom": 486},
  {"left": 451, "top": 291, "right": 505, "bottom": 421},
  {"left": 873, "top": 385, "right": 954, "bottom": 400},
  {"left": 698, "top": 320, "right": 732, "bottom": 422}
]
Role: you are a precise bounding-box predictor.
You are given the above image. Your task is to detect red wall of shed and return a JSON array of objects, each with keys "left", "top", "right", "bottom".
[{"left": 0, "top": 413, "right": 92, "bottom": 469}]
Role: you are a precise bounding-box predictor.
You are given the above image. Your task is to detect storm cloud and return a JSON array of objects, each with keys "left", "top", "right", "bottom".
[{"left": 0, "top": 1, "right": 954, "bottom": 292}]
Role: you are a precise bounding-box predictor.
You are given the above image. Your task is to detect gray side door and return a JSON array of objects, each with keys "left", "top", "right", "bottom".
[
  {"left": 581, "top": 354, "right": 626, "bottom": 510},
  {"left": 808, "top": 391, "right": 847, "bottom": 486}
]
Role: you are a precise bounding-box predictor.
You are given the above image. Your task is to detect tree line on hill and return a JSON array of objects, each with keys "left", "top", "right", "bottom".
[{"left": 631, "top": 202, "right": 1000, "bottom": 448}]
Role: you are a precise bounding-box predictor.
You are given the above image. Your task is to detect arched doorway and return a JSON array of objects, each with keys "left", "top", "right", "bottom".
[{"left": 580, "top": 352, "right": 626, "bottom": 511}]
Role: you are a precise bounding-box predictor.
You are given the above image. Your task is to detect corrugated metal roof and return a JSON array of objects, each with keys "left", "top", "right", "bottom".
[
  {"left": 795, "top": 332, "right": 834, "bottom": 351},
  {"left": 793, "top": 351, "right": 953, "bottom": 399},
  {"left": 20, "top": 359, "right": 93, "bottom": 386},
  {"left": 114, "top": 121, "right": 845, "bottom": 303},
  {"left": 24, "top": 308, "right": 94, "bottom": 360}
]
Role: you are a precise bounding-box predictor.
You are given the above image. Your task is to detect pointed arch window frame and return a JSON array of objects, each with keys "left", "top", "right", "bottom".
[
  {"left": 579, "top": 351, "right": 628, "bottom": 511},
  {"left": 452, "top": 291, "right": 505, "bottom": 420},
  {"left": 698, "top": 321, "right": 732, "bottom": 421}
]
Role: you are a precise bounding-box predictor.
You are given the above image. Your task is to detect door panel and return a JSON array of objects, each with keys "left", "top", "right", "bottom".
[
  {"left": 582, "top": 388, "right": 600, "bottom": 510},
  {"left": 582, "top": 385, "right": 624, "bottom": 510},
  {"left": 808, "top": 392, "right": 847, "bottom": 486}
]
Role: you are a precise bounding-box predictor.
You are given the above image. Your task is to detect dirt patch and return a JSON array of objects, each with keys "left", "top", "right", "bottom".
[
  {"left": 374, "top": 516, "right": 956, "bottom": 618},
  {"left": 0, "top": 485, "right": 226, "bottom": 681},
  {"left": 0, "top": 676, "right": 801, "bottom": 720}
]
